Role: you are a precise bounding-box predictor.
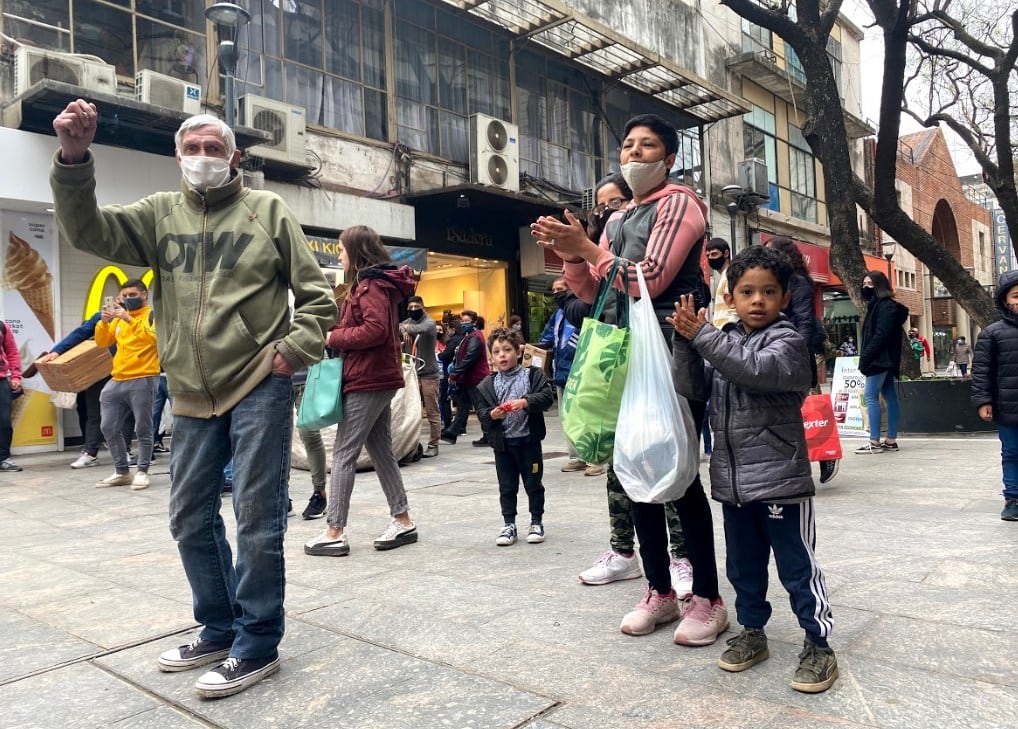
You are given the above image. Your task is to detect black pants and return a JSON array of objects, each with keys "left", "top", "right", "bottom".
[
  {"left": 447, "top": 385, "right": 480, "bottom": 436},
  {"left": 494, "top": 439, "right": 545, "bottom": 523},
  {"left": 0, "top": 378, "right": 12, "bottom": 461},
  {"left": 76, "top": 375, "right": 109, "bottom": 457},
  {"left": 722, "top": 499, "right": 833, "bottom": 644},
  {"left": 630, "top": 398, "right": 720, "bottom": 599}
]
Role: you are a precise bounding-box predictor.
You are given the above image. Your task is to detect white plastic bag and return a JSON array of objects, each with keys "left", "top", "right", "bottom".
[
  {"left": 49, "top": 391, "right": 77, "bottom": 409},
  {"left": 613, "top": 263, "right": 699, "bottom": 503},
  {"left": 944, "top": 360, "right": 959, "bottom": 377}
]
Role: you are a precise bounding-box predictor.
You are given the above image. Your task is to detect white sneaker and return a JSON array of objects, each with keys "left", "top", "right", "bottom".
[
  {"left": 578, "top": 550, "right": 643, "bottom": 585},
  {"left": 131, "top": 471, "right": 150, "bottom": 490},
  {"left": 669, "top": 557, "right": 694, "bottom": 596},
  {"left": 71, "top": 453, "right": 99, "bottom": 469},
  {"left": 96, "top": 472, "right": 133, "bottom": 488}
]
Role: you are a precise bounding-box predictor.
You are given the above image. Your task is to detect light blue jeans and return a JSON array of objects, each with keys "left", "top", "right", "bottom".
[
  {"left": 864, "top": 370, "right": 899, "bottom": 442},
  {"left": 168, "top": 374, "right": 294, "bottom": 659}
]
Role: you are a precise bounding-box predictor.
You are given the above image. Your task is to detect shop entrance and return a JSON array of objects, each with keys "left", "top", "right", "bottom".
[{"left": 414, "top": 252, "right": 509, "bottom": 330}]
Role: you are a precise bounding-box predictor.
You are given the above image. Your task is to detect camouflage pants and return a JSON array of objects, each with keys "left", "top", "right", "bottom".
[{"left": 606, "top": 464, "right": 686, "bottom": 557}]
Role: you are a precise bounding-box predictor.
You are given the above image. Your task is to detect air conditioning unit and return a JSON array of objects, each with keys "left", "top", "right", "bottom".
[
  {"left": 14, "top": 46, "right": 117, "bottom": 96},
  {"left": 135, "top": 69, "right": 201, "bottom": 114},
  {"left": 738, "top": 158, "right": 770, "bottom": 199},
  {"left": 237, "top": 95, "right": 307, "bottom": 165},
  {"left": 469, "top": 114, "right": 519, "bottom": 192}
]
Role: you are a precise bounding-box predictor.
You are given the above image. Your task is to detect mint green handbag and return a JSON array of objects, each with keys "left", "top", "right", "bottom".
[
  {"left": 560, "top": 258, "right": 631, "bottom": 465},
  {"left": 296, "top": 355, "right": 344, "bottom": 430}
]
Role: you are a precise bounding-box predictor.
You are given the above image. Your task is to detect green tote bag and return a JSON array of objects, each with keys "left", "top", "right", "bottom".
[
  {"left": 296, "top": 355, "right": 344, "bottom": 430},
  {"left": 560, "top": 258, "right": 631, "bottom": 465}
]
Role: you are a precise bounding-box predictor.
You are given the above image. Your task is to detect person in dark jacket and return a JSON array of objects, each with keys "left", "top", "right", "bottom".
[
  {"left": 441, "top": 309, "right": 490, "bottom": 445},
  {"left": 971, "top": 269, "right": 1018, "bottom": 521},
  {"left": 400, "top": 295, "right": 441, "bottom": 458},
  {"left": 305, "top": 225, "right": 419, "bottom": 557},
  {"left": 472, "top": 327, "right": 555, "bottom": 546},
  {"left": 763, "top": 235, "right": 839, "bottom": 484},
  {"left": 37, "top": 311, "right": 110, "bottom": 469},
  {"left": 671, "top": 244, "right": 837, "bottom": 694},
  {"left": 538, "top": 277, "right": 602, "bottom": 476},
  {"left": 857, "top": 270, "right": 909, "bottom": 454}
]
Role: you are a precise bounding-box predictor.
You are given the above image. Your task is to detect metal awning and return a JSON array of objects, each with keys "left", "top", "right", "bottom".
[
  {"left": 726, "top": 51, "right": 875, "bottom": 140},
  {"left": 436, "top": 0, "right": 750, "bottom": 124},
  {"left": 1, "top": 80, "right": 271, "bottom": 158}
]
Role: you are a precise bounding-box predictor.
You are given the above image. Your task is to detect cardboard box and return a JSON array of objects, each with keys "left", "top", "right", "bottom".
[
  {"left": 522, "top": 344, "right": 553, "bottom": 377},
  {"left": 35, "top": 341, "right": 113, "bottom": 392}
]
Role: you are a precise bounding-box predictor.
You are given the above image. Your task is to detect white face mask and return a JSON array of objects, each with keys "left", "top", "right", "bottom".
[
  {"left": 621, "top": 159, "right": 667, "bottom": 197},
  {"left": 180, "top": 155, "right": 231, "bottom": 192}
]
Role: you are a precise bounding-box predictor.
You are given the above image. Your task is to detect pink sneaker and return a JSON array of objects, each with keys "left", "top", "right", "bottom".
[
  {"left": 673, "top": 595, "right": 729, "bottom": 646},
  {"left": 620, "top": 587, "right": 681, "bottom": 636}
]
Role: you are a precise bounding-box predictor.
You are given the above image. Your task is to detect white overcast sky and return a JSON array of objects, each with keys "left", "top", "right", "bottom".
[{"left": 844, "top": 0, "right": 981, "bottom": 175}]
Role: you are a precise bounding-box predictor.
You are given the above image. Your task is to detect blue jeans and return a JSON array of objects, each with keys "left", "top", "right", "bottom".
[
  {"left": 152, "top": 373, "right": 170, "bottom": 444},
  {"left": 998, "top": 424, "right": 1018, "bottom": 500},
  {"left": 864, "top": 370, "right": 899, "bottom": 441},
  {"left": 168, "top": 374, "right": 294, "bottom": 659}
]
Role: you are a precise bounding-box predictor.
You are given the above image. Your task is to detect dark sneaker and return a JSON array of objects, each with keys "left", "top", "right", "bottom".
[
  {"left": 495, "top": 523, "right": 517, "bottom": 546},
  {"left": 287, "top": 499, "right": 294, "bottom": 517},
  {"left": 152, "top": 443, "right": 170, "bottom": 454},
  {"left": 1002, "top": 499, "right": 1018, "bottom": 521},
  {"left": 194, "top": 653, "right": 280, "bottom": 698},
  {"left": 373, "top": 520, "right": 418, "bottom": 550},
  {"left": 157, "top": 638, "right": 232, "bottom": 672},
  {"left": 718, "top": 628, "right": 769, "bottom": 672},
  {"left": 880, "top": 440, "right": 900, "bottom": 452},
  {"left": 304, "top": 530, "right": 349, "bottom": 556},
  {"left": 127, "top": 453, "right": 138, "bottom": 467},
  {"left": 526, "top": 523, "right": 545, "bottom": 544},
  {"left": 302, "top": 491, "right": 327, "bottom": 520},
  {"left": 472, "top": 436, "right": 489, "bottom": 447},
  {"left": 819, "top": 460, "right": 839, "bottom": 484},
  {"left": 854, "top": 442, "right": 883, "bottom": 455},
  {"left": 221, "top": 481, "right": 233, "bottom": 494},
  {"left": 0, "top": 459, "right": 23, "bottom": 472},
  {"left": 790, "top": 640, "right": 839, "bottom": 693},
  {"left": 440, "top": 432, "right": 457, "bottom": 445},
  {"left": 423, "top": 444, "right": 439, "bottom": 458}
]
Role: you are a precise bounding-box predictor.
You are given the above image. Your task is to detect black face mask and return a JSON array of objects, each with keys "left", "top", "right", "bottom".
[
  {"left": 861, "top": 286, "right": 875, "bottom": 302},
  {"left": 553, "top": 291, "right": 569, "bottom": 309},
  {"left": 408, "top": 309, "right": 425, "bottom": 321},
  {"left": 707, "top": 257, "right": 726, "bottom": 271},
  {"left": 121, "top": 296, "right": 144, "bottom": 311}
]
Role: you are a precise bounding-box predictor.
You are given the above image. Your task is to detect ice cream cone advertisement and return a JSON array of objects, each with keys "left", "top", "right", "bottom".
[{"left": 2, "top": 210, "right": 58, "bottom": 448}]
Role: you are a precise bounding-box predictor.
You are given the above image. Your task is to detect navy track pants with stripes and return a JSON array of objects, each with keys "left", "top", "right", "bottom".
[{"left": 722, "top": 498, "right": 833, "bottom": 644}]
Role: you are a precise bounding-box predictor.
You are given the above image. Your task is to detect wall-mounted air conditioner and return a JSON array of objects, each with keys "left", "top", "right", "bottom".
[
  {"left": 237, "top": 95, "right": 307, "bottom": 165},
  {"left": 469, "top": 113, "right": 519, "bottom": 192},
  {"left": 738, "top": 158, "right": 769, "bottom": 199},
  {"left": 135, "top": 69, "right": 201, "bottom": 114},
  {"left": 14, "top": 46, "right": 117, "bottom": 96}
]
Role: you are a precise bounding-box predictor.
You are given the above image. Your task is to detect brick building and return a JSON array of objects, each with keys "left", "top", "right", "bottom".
[{"left": 882, "top": 128, "right": 993, "bottom": 369}]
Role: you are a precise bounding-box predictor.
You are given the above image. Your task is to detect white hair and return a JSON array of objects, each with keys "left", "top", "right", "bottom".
[{"left": 174, "top": 114, "right": 236, "bottom": 158}]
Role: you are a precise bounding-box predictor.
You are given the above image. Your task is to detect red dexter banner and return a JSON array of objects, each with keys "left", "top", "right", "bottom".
[{"left": 801, "top": 394, "right": 843, "bottom": 462}]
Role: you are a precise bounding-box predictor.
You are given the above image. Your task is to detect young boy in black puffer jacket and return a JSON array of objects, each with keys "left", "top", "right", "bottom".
[
  {"left": 971, "top": 269, "right": 1018, "bottom": 521},
  {"left": 472, "top": 327, "right": 554, "bottom": 547}
]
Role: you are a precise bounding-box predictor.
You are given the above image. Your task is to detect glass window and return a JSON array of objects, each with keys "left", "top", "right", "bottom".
[
  {"left": 394, "top": 0, "right": 510, "bottom": 161},
  {"left": 743, "top": 106, "right": 779, "bottom": 211},
  {"left": 741, "top": 18, "right": 771, "bottom": 54},
  {"left": 137, "top": 18, "right": 207, "bottom": 83},
  {"left": 788, "top": 123, "right": 817, "bottom": 222},
  {"left": 2, "top": 0, "right": 71, "bottom": 50},
  {"left": 136, "top": 1, "right": 204, "bottom": 32},
  {"left": 73, "top": 0, "right": 133, "bottom": 76},
  {"left": 827, "top": 37, "right": 843, "bottom": 100}
]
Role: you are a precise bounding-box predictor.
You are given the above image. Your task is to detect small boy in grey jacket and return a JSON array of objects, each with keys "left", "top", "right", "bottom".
[{"left": 670, "top": 245, "right": 837, "bottom": 694}]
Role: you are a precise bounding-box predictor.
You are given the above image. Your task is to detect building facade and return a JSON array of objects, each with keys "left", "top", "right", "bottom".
[{"left": 0, "top": 0, "right": 870, "bottom": 450}]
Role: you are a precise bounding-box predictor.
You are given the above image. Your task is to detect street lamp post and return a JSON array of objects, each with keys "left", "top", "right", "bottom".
[
  {"left": 726, "top": 201, "right": 738, "bottom": 256},
  {"left": 884, "top": 252, "right": 893, "bottom": 283},
  {"left": 205, "top": 3, "right": 251, "bottom": 130}
]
